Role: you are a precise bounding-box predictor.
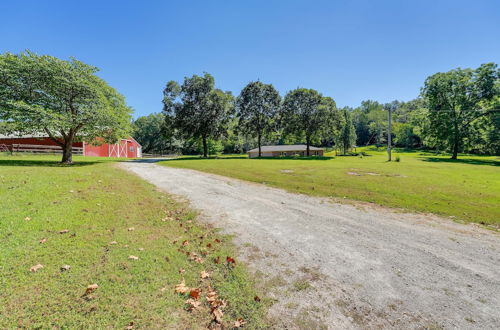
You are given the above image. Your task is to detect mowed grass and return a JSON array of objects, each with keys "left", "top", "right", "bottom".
[
  {"left": 160, "top": 147, "right": 500, "bottom": 227},
  {"left": 0, "top": 154, "right": 266, "bottom": 329}
]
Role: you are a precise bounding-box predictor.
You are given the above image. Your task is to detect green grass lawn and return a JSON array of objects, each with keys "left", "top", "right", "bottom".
[
  {"left": 0, "top": 154, "right": 266, "bottom": 328},
  {"left": 160, "top": 147, "right": 500, "bottom": 227}
]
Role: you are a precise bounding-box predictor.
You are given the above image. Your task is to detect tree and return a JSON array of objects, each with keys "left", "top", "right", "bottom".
[
  {"left": 336, "top": 108, "right": 356, "bottom": 154},
  {"left": 422, "top": 63, "right": 499, "bottom": 159},
  {"left": 280, "top": 88, "right": 332, "bottom": 156},
  {"left": 162, "top": 73, "right": 234, "bottom": 158},
  {"left": 133, "top": 113, "right": 180, "bottom": 154},
  {"left": 0, "top": 51, "right": 132, "bottom": 163},
  {"left": 236, "top": 81, "right": 281, "bottom": 157}
]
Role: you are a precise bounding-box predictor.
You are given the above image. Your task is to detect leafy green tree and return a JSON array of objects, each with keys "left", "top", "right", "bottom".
[
  {"left": 335, "top": 108, "right": 356, "bottom": 154},
  {"left": 422, "top": 63, "right": 499, "bottom": 159},
  {"left": 280, "top": 88, "right": 332, "bottom": 156},
  {"left": 236, "top": 81, "right": 281, "bottom": 157},
  {"left": 0, "top": 51, "right": 132, "bottom": 163},
  {"left": 162, "top": 73, "right": 234, "bottom": 158},
  {"left": 133, "top": 113, "right": 180, "bottom": 154}
]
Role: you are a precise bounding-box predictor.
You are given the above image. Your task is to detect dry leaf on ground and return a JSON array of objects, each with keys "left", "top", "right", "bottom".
[
  {"left": 200, "top": 270, "right": 210, "bottom": 279},
  {"left": 29, "top": 264, "right": 43, "bottom": 272},
  {"left": 60, "top": 265, "right": 71, "bottom": 271},
  {"left": 84, "top": 283, "right": 98, "bottom": 295},
  {"left": 59, "top": 229, "right": 69, "bottom": 234},
  {"left": 128, "top": 255, "right": 139, "bottom": 260},
  {"left": 175, "top": 280, "right": 190, "bottom": 294},
  {"left": 189, "top": 288, "right": 201, "bottom": 299},
  {"left": 39, "top": 238, "right": 47, "bottom": 244}
]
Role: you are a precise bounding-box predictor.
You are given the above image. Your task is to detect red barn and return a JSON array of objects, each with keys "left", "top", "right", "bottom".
[{"left": 0, "top": 134, "right": 142, "bottom": 158}]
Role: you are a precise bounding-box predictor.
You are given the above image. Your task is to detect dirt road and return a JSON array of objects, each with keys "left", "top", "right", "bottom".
[{"left": 121, "top": 161, "right": 500, "bottom": 329}]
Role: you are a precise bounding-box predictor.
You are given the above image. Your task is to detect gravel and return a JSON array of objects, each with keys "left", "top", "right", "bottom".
[{"left": 121, "top": 161, "right": 500, "bottom": 329}]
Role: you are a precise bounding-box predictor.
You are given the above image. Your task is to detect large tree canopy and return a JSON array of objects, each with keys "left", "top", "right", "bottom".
[
  {"left": 422, "top": 63, "right": 499, "bottom": 159},
  {"left": 280, "top": 88, "right": 335, "bottom": 156},
  {"left": 236, "top": 81, "right": 281, "bottom": 157},
  {"left": 0, "top": 51, "right": 132, "bottom": 163},
  {"left": 133, "top": 113, "right": 180, "bottom": 154},
  {"left": 162, "top": 73, "right": 234, "bottom": 158}
]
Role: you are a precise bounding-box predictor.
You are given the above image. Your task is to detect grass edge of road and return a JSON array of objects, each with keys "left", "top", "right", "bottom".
[{"left": 0, "top": 154, "right": 269, "bottom": 329}]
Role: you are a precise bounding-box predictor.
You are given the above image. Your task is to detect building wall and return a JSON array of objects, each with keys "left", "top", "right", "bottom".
[
  {"left": 0, "top": 137, "right": 141, "bottom": 158},
  {"left": 248, "top": 149, "right": 324, "bottom": 158}
]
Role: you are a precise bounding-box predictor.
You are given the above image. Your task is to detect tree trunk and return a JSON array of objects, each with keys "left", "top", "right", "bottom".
[
  {"left": 258, "top": 134, "right": 262, "bottom": 157},
  {"left": 61, "top": 142, "right": 73, "bottom": 164},
  {"left": 306, "top": 137, "right": 310, "bottom": 156},
  {"left": 451, "top": 124, "right": 459, "bottom": 160},
  {"left": 202, "top": 136, "right": 208, "bottom": 158}
]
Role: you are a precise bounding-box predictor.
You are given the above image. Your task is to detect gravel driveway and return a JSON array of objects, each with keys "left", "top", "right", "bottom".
[{"left": 120, "top": 161, "right": 500, "bottom": 329}]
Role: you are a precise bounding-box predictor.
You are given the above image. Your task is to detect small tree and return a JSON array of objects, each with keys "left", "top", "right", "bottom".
[
  {"left": 236, "top": 81, "right": 281, "bottom": 157},
  {"left": 335, "top": 108, "right": 356, "bottom": 154},
  {"left": 280, "top": 88, "right": 330, "bottom": 156},
  {"left": 0, "top": 51, "right": 132, "bottom": 163},
  {"left": 162, "top": 73, "right": 234, "bottom": 158},
  {"left": 422, "top": 63, "right": 499, "bottom": 159}
]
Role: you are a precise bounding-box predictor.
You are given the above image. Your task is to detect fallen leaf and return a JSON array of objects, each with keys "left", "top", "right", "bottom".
[
  {"left": 59, "top": 229, "right": 69, "bottom": 234},
  {"left": 182, "top": 240, "right": 189, "bottom": 246},
  {"left": 175, "top": 280, "right": 190, "bottom": 294},
  {"left": 185, "top": 298, "right": 201, "bottom": 311},
  {"left": 200, "top": 270, "right": 210, "bottom": 279},
  {"left": 128, "top": 227, "right": 135, "bottom": 231},
  {"left": 39, "top": 238, "right": 47, "bottom": 244},
  {"left": 29, "top": 264, "right": 43, "bottom": 272},
  {"left": 226, "top": 256, "right": 236, "bottom": 264},
  {"left": 128, "top": 255, "right": 139, "bottom": 260},
  {"left": 109, "top": 241, "right": 118, "bottom": 245},
  {"left": 207, "top": 243, "right": 213, "bottom": 249},
  {"left": 179, "top": 268, "right": 185, "bottom": 274},
  {"left": 60, "top": 265, "right": 71, "bottom": 271},
  {"left": 214, "top": 238, "right": 221, "bottom": 243},
  {"left": 212, "top": 307, "right": 224, "bottom": 323},
  {"left": 189, "top": 288, "right": 201, "bottom": 300},
  {"left": 24, "top": 217, "right": 31, "bottom": 221},
  {"left": 234, "top": 318, "right": 246, "bottom": 327},
  {"left": 84, "top": 283, "right": 98, "bottom": 295},
  {"left": 254, "top": 295, "right": 261, "bottom": 302},
  {"left": 125, "top": 321, "right": 134, "bottom": 329},
  {"left": 138, "top": 247, "right": 144, "bottom": 251}
]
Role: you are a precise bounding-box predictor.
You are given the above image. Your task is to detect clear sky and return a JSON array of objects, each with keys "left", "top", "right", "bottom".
[{"left": 1, "top": 0, "right": 499, "bottom": 118}]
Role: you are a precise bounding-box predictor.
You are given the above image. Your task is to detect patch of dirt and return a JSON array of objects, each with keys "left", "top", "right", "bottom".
[{"left": 121, "top": 162, "right": 500, "bottom": 329}]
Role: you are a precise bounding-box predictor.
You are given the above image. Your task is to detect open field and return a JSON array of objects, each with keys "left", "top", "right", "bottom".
[
  {"left": 160, "top": 147, "right": 500, "bottom": 227},
  {"left": 0, "top": 154, "right": 265, "bottom": 328}
]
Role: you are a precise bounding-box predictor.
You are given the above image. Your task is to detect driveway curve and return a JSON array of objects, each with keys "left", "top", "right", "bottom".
[{"left": 120, "top": 161, "right": 500, "bottom": 329}]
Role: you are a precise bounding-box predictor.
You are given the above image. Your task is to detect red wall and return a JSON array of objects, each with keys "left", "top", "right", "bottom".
[{"left": 0, "top": 137, "right": 140, "bottom": 158}]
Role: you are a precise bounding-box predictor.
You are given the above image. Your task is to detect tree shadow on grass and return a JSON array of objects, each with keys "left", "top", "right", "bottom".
[
  {"left": 163, "top": 155, "right": 335, "bottom": 161},
  {"left": 419, "top": 157, "right": 499, "bottom": 167},
  {"left": 0, "top": 159, "right": 101, "bottom": 167}
]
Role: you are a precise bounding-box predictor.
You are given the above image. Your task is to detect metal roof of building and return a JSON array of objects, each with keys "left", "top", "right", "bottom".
[{"left": 247, "top": 144, "right": 323, "bottom": 153}]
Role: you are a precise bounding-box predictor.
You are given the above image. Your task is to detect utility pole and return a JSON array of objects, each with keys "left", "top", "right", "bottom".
[{"left": 387, "top": 107, "right": 392, "bottom": 161}]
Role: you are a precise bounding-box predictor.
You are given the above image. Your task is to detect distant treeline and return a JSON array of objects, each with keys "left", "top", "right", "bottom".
[{"left": 133, "top": 63, "right": 499, "bottom": 159}]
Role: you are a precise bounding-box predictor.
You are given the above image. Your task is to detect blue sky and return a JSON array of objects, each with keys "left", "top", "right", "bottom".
[{"left": 1, "top": 0, "right": 499, "bottom": 118}]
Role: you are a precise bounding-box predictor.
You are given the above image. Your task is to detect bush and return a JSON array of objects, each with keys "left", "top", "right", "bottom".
[{"left": 395, "top": 155, "right": 401, "bottom": 162}]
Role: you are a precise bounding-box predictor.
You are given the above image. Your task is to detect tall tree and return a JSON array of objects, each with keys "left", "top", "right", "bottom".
[
  {"left": 0, "top": 51, "right": 132, "bottom": 163},
  {"left": 422, "top": 63, "right": 499, "bottom": 159},
  {"left": 337, "top": 108, "right": 356, "bottom": 154},
  {"left": 236, "top": 81, "right": 281, "bottom": 157},
  {"left": 133, "top": 113, "right": 180, "bottom": 154},
  {"left": 280, "top": 88, "right": 331, "bottom": 156},
  {"left": 162, "top": 73, "right": 234, "bottom": 158}
]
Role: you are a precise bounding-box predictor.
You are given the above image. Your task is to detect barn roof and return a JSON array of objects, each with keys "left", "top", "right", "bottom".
[{"left": 247, "top": 144, "right": 323, "bottom": 153}]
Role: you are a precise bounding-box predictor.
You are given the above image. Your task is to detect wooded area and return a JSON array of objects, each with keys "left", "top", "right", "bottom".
[{"left": 133, "top": 63, "right": 499, "bottom": 159}]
